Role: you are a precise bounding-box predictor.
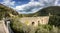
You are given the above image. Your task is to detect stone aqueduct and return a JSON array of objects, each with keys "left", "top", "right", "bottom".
[{"left": 20, "top": 16, "right": 49, "bottom": 27}]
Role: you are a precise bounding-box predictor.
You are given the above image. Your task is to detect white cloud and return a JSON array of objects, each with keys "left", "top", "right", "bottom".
[
  {"left": 15, "top": 0, "right": 46, "bottom": 14},
  {"left": 15, "top": 0, "right": 58, "bottom": 14},
  {"left": 55, "top": 0, "right": 60, "bottom": 6},
  {"left": 55, "top": 0, "right": 59, "bottom": 5},
  {"left": 1, "top": 0, "right": 15, "bottom": 7}
]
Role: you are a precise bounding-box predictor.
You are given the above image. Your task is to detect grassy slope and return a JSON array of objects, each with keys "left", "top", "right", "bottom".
[{"left": 0, "top": 4, "right": 18, "bottom": 19}]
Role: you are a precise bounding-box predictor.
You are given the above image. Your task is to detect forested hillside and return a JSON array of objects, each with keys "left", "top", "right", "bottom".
[
  {"left": 40, "top": 6, "right": 60, "bottom": 16},
  {"left": 0, "top": 4, "right": 18, "bottom": 20}
]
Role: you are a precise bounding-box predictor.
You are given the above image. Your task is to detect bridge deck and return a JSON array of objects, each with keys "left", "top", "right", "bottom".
[
  {"left": 0, "top": 23, "right": 6, "bottom": 33},
  {"left": 0, "top": 20, "right": 9, "bottom": 33}
]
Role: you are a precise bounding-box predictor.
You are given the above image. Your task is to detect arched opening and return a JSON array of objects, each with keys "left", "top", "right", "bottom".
[
  {"left": 38, "top": 21, "right": 40, "bottom": 22},
  {"left": 38, "top": 21, "right": 40, "bottom": 25},
  {"left": 32, "top": 22, "right": 35, "bottom": 25}
]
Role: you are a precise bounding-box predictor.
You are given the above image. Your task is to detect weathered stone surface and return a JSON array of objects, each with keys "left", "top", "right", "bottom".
[
  {"left": 0, "top": 20, "right": 9, "bottom": 33},
  {"left": 20, "top": 16, "right": 49, "bottom": 27}
]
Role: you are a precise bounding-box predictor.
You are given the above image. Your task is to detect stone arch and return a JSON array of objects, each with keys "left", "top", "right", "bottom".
[{"left": 32, "top": 22, "right": 35, "bottom": 25}]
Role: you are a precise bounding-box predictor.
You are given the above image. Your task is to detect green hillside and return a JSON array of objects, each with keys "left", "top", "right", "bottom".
[
  {"left": 40, "top": 6, "right": 60, "bottom": 16},
  {"left": 0, "top": 4, "right": 18, "bottom": 20}
]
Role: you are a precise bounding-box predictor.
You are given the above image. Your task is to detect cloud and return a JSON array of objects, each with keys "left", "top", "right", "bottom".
[
  {"left": 1, "top": 0, "right": 60, "bottom": 14},
  {"left": 55, "top": 0, "right": 60, "bottom": 6},
  {"left": 15, "top": 0, "right": 44, "bottom": 14},
  {"left": 1, "top": 0, "right": 15, "bottom": 7},
  {"left": 15, "top": 0, "right": 57, "bottom": 14}
]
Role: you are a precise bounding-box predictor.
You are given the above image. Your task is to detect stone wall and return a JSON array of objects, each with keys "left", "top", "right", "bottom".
[{"left": 20, "top": 16, "right": 49, "bottom": 27}]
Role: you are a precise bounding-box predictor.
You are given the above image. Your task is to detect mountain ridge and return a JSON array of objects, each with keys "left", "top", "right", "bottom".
[{"left": 0, "top": 4, "right": 19, "bottom": 19}]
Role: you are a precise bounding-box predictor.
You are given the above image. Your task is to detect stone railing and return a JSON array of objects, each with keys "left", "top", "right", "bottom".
[{"left": 6, "top": 21, "right": 14, "bottom": 33}]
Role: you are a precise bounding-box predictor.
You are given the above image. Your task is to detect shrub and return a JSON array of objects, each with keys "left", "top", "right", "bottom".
[
  {"left": 35, "top": 24, "right": 60, "bottom": 33},
  {"left": 48, "top": 16, "right": 60, "bottom": 27}
]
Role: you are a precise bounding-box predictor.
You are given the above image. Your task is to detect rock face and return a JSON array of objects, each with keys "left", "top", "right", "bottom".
[{"left": 20, "top": 16, "right": 49, "bottom": 27}]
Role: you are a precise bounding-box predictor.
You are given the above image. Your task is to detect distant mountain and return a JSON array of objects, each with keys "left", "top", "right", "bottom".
[
  {"left": 19, "top": 6, "right": 60, "bottom": 17},
  {"left": 0, "top": 4, "right": 18, "bottom": 20},
  {"left": 39, "top": 6, "right": 60, "bottom": 16}
]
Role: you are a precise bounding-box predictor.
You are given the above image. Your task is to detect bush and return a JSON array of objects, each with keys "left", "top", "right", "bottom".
[
  {"left": 35, "top": 25, "right": 60, "bottom": 33},
  {"left": 48, "top": 16, "right": 60, "bottom": 27}
]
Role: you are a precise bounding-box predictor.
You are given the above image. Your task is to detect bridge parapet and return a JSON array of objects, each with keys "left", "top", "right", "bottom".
[{"left": 0, "top": 20, "right": 9, "bottom": 33}]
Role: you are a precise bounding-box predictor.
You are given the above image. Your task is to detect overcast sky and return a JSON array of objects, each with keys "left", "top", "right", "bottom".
[{"left": 0, "top": 0, "right": 60, "bottom": 14}]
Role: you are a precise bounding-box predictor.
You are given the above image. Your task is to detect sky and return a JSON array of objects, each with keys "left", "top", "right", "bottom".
[{"left": 0, "top": 0, "right": 60, "bottom": 14}]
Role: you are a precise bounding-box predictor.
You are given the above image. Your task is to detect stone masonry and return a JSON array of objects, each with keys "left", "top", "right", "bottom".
[{"left": 20, "top": 16, "right": 49, "bottom": 27}]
